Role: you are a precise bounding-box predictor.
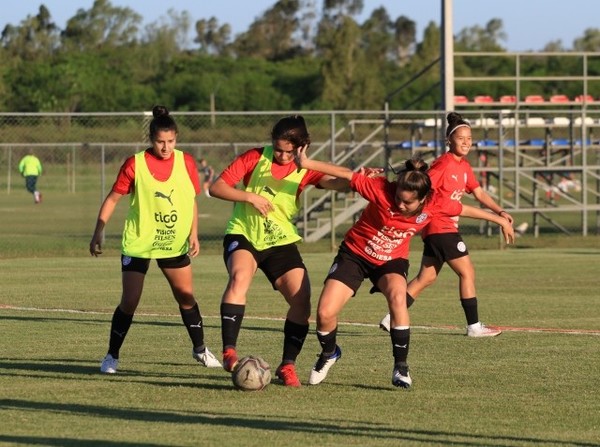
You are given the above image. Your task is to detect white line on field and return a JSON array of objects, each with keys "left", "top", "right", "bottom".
[{"left": 2, "top": 304, "right": 599, "bottom": 336}]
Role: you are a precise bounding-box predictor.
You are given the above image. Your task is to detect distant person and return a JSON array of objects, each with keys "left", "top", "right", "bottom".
[
  {"left": 198, "top": 158, "right": 215, "bottom": 197},
  {"left": 379, "top": 112, "right": 514, "bottom": 337},
  {"left": 89, "top": 105, "right": 221, "bottom": 374},
  {"left": 18, "top": 151, "right": 43, "bottom": 203}
]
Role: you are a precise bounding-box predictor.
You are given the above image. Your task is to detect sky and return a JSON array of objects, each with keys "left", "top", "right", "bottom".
[{"left": 2, "top": 0, "right": 597, "bottom": 52}]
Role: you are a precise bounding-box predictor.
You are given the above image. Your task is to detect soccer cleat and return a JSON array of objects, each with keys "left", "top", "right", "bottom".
[
  {"left": 222, "top": 347, "right": 239, "bottom": 372},
  {"left": 379, "top": 313, "right": 391, "bottom": 333},
  {"left": 308, "top": 345, "right": 342, "bottom": 385},
  {"left": 100, "top": 354, "right": 118, "bottom": 374},
  {"left": 276, "top": 363, "right": 301, "bottom": 387},
  {"left": 392, "top": 362, "right": 412, "bottom": 388},
  {"left": 192, "top": 347, "right": 222, "bottom": 368},
  {"left": 466, "top": 322, "right": 502, "bottom": 337}
]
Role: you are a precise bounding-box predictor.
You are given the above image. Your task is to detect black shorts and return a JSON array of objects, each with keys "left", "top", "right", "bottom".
[
  {"left": 422, "top": 233, "right": 469, "bottom": 263},
  {"left": 223, "top": 234, "right": 306, "bottom": 288},
  {"left": 121, "top": 254, "right": 190, "bottom": 274},
  {"left": 326, "top": 243, "right": 409, "bottom": 295}
]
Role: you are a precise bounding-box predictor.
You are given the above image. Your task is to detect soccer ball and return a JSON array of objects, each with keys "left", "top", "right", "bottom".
[{"left": 232, "top": 355, "right": 271, "bottom": 391}]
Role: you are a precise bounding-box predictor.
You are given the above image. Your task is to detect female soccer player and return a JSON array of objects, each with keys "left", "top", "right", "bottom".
[
  {"left": 380, "top": 112, "right": 514, "bottom": 337},
  {"left": 209, "top": 115, "right": 352, "bottom": 387},
  {"left": 294, "top": 146, "right": 514, "bottom": 388},
  {"left": 90, "top": 105, "right": 221, "bottom": 374}
]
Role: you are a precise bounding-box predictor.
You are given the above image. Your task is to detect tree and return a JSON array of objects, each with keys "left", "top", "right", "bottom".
[
  {"left": 393, "top": 16, "right": 416, "bottom": 67},
  {"left": 573, "top": 28, "right": 600, "bottom": 51},
  {"left": 454, "top": 19, "right": 506, "bottom": 52},
  {"left": 194, "top": 17, "right": 232, "bottom": 56},
  {"left": 61, "top": 0, "right": 142, "bottom": 51},
  {"left": 0, "top": 5, "right": 60, "bottom": 60},
  {"left": 232, "top": 0, "right": 302, "bottom": 60}
]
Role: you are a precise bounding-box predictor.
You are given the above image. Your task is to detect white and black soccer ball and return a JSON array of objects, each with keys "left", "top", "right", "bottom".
[{"left": 232, "top": 355, "right": 271, "bottom": 391}]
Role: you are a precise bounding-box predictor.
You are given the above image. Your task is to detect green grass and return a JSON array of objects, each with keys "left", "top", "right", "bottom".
[{"left": 1, "top": 249, "right": 599, "bottom": 446}]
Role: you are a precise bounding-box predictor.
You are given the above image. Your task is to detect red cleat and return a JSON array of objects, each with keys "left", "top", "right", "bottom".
[
  {"left": 276, "top": 363, "right": 301, "bottom": 387},
  {"left": 222, "top": 347, "right": 239, "bottom": 372}
]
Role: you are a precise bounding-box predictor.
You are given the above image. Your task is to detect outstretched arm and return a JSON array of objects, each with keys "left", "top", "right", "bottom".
[
  {"left": 294, "top": 145, "right": 354, "bottom": 181},
  {"left": 472, "top": 186, "right": 514, "bottom": 224},
  {"left": 460, "top": 204, "right": 515, "bottom": 244}
]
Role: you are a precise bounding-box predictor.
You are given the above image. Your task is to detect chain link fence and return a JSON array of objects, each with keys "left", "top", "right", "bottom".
[{"left": 1, "top": 110, "right": 599, "bottom": 257}]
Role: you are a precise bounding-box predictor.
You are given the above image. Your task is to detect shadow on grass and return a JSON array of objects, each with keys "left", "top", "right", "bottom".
[{"left": 0, "top": 398, "right": 596, "bottom": 447}]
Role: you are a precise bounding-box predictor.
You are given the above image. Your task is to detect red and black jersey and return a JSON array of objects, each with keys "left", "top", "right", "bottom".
[
  {"left": 422, "top": 152, "right": 479, "bottom": 237},
  {"left": 343, "top": 173, "right": 462, "bottom": 266}
]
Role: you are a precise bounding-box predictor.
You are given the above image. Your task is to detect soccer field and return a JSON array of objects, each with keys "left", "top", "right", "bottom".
[{"left": 1, "top": 249, "right": 599, "bottom": 446}]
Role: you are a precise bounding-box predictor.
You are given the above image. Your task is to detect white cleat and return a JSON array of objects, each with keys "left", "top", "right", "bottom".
[
  {"left": 466, "top": 322, "right": 502, "bottom": 337},
  {"left": 193, "top": 347, "right": 222, "bottom": 367},
  {"left": 379, "top": 313, "right": 391, "bottom": 333},
  {"left": 100, "top": 354, "right": 118, "bottom": 374},
  {"left": 392, "top": 362, "right": 412, "bottom": 389},
  {"left": 308, "top": 345, "right": 342, "bottom": 385}
]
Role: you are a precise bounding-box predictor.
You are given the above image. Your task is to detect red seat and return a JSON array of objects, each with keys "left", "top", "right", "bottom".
[
  {"left": 474, "top": 95, "right": 494, "bottom": 103},
  {"left": 550, "top": 95, "right": 570, "bottom": 103},
  {"left": 525, "top": 95, "right": 545, "bottom": 103},
  {"left": 575, "top": 94, "right": 594, "bottom": 103},
  {"left": 454, "top": 95, "right": 469, "bottom": 103},
  {"left": 500, "top": 95, "right": 517, "bottom": 103}
]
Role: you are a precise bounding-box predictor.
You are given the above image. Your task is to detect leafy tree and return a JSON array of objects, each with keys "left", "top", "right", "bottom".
[
  {"left": 232, "top": 0, "right": 302, "bottom": 60},
  {"left": 1, "top": 5, "right": 60, "bottom": 60},
  {"left": 61, "top": 0, "right": 142, "bottom": 51},
  {"left": 393, "top": 16, "right": 416, "bottom": 67},
  {"left": 454, "top": 19, "right": 506, "bottom": 52},
  {"left": 573, "top": 28, "right": 600, "bottom": 51},
  {"left": 194, "top": 17, "right": 232, "bottom": 56}
]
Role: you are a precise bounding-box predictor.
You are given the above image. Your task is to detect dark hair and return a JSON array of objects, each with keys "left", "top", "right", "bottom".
[
  {"left": 395, "top": 158, "right": 431, "bottom": 201},
  {"left": 149, "top": 105, "right": 178, "bottom": 141},
  {"left": 445, "top": 111, "right": 471, "bottom": 138},
  {"left": 271, "top": 115, "right": 311, "bottom": 148}
]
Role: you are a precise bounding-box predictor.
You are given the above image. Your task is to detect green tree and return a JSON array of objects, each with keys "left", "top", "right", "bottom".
[
  {"left": 194, "top": 17, "right": 232, "bottom": 56},
  {"left": 573, "top": 28, "right": 600, "bottom": 51},
  {"left": 1, "top": 5, "right": 60, "bottom": 60},
  {"left": 233, "top": 0, "right": 302, "bottom": 60},
  {"left": 61, "top": 0, "right": 142, "bottom": 51},
  {"left": 454, "top": 19, "right": 506, "bottom": 52}
]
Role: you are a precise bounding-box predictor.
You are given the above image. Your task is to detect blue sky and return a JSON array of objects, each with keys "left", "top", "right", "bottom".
[{"left": 3, "top": 0, "right": 596, "bottom": 51}]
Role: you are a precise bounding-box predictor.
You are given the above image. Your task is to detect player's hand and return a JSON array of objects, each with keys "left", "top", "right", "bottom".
[
  {"left": 188, "top": 237, "right": 200, "bottom": 258},
  {"left": 89, "top": 236, "right": 103, "bottom": 256},
  {"left": 501, "top": 222, "right": 515, "bottom": 245},
  {"left": 359, "top": 167, "right": 384, "bottom": 178},
  {"left": 248, "top": 193, "right": 274, "bottom": 217},
  {"left": 499, "top": 210, "right": 514, "bottom": 225},
  {"left": 294, "top": 144, "right": 309, "bottom": 170}
]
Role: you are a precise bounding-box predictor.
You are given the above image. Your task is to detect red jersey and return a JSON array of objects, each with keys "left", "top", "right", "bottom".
[
  {"left": 219, "top": 147, "right": 325, "bottom": 195},
  {"left": 422, "top": 152, "right": 479, "bottom": 237},
  {"left": 344, "top": 173, "right": 462, "bottom": 266},
  {"left": 111, "top": 149, "right": 201, "bottom": 196}
]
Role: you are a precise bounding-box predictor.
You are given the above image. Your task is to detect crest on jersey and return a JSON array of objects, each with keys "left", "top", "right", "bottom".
[{"left": 416, "top": 213, "right": 428, "bottom": 224}]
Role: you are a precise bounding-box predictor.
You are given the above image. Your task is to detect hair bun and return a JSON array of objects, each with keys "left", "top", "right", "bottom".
[{"left": 152, "top": 105, "right": 170, "bottom": 118}]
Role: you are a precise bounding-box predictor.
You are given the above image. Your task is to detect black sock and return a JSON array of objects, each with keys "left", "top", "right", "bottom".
[
  {"left": 221, "top": 303, "right": 245, "bottom": 350},
  {"left": 390, "top": 327, "right": 410, "bottom": 364},
  {"left": 316, "top": 327, "right": 338, "bottom": 356},
  {"left": 180, "top": 303, "right": 205, "bottom": 353},
  {"left": 108, "top": 306, "right": 133, "bottom": 358},
  {"left": 282, "top": 319, "right": 309, "bottom": 364},
  {"left": 406, "top": 292, "right": 415, "bottom": 308},
  {"left": 461, "top": 297, "right": 479, "bottom": 326}
]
